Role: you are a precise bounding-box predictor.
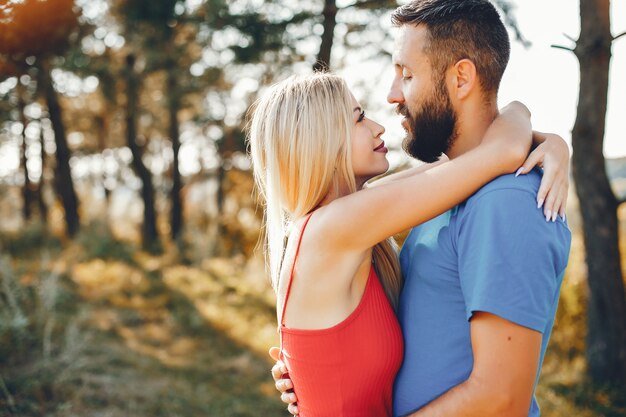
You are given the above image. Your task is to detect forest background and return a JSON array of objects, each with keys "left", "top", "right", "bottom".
[{"left": 0, "top": 0, "right": 625, "bottom": 416}]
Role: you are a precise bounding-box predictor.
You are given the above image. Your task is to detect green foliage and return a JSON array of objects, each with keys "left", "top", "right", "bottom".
[
  {"left": 117, "top": 0, "right": 179, "bottom": 27},
  {"left": 75, "top": 221, "right": 135, "bottom": 264},
  {"left": 0, "top": 221, "right": 62, "bottom": 258},
  {"left": 225, "top": 12, "right": 311, "bottom": 63},
  {"left": 0, "top": 254, "right": 86, "bottom": 416},
  {"left": 0, "top": 256, "right": 30, "bottom": 353},
  {"left": 0, "top": 254, "right": 80, "bottom": 361},
  {"left": 550, "top": 381, "right": 626, "bottom": 417}
]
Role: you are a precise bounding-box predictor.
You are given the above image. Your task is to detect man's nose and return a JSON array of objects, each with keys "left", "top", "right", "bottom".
[{"left": 387, "top": 78, "right": 404, "bottom": 104}]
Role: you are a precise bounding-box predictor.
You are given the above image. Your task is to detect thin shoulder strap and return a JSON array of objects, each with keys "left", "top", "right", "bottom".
[{"left": 279, "top": 212, "right": 315, "bottom": 327}]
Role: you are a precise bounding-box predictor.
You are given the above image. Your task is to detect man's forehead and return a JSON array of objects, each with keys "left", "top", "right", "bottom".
[
  {"left": 392, "top": 26, "right": 428, "bottom": 68},
  {"left": 391, "top": 25, "right": 428, "bottom": 68},
  {"left": 392, "top": 30, "right": 409, "bottom": 67},
  {"left": 392, "top": 26, "right": 406, "bottom": 55}
]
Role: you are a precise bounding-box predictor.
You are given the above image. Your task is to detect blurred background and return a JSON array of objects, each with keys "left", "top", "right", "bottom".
[{"left": 0, "top": 0, "right": 625, "bottom": 416}]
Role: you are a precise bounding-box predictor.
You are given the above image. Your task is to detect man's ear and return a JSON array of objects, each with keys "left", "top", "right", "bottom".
[{"left": 448, "top": 59, "right": 477, "bottom": 100}]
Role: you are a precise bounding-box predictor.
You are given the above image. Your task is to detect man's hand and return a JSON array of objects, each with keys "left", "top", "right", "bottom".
[{"left": 269, "top": 347, "right": 299, "bottom": 415}]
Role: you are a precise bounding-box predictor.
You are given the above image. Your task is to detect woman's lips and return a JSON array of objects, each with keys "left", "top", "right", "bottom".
[{"left": 374, "top": 141, "right": 388, "bottom": 153}]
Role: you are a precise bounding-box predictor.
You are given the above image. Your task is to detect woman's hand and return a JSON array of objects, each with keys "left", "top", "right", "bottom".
[
  {"left": 269, "top": 347, "right": 299, "bottom": 415},
  {"left": 515, "top": 131, "right": 570, "bottom": 222},
  {"left": 481, "top": 101, "right": 533, "bottom": 173}
]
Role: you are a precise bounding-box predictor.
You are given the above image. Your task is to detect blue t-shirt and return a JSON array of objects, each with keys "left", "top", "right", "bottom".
[{"left": 393, "top": 169, "right": 572, "bottom": 417}]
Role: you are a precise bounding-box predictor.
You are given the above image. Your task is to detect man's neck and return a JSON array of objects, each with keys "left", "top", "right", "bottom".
[{"left": 446, "top": 100, "right": 498, "bottom": 160}]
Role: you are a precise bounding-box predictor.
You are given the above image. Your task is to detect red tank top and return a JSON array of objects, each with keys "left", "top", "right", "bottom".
[{"left": 278, "top": 213, "right": 404, "bottom": 417}]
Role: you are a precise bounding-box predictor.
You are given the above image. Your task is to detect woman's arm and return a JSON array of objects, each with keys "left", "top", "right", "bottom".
[
  {"left": 365, "top": 155, "right": 448, "bottom": 189},
  {"left": 370, "top": 132, "right": 570, "bottom": 221},
  {"left": 316, "top": 101, "right": 532, "bottom": 253}
]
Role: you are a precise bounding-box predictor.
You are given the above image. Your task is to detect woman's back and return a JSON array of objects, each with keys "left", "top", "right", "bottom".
[
  {"left": 277, "top": 213, "right": 372, "bottom": 330},
  {"left": 278, "top": 213, "right": 404, "bottom": 417}
]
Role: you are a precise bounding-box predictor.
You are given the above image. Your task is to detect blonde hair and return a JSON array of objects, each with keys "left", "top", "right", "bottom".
[{"left": 247, "top": 73, "right": 402, "bottom": 309}]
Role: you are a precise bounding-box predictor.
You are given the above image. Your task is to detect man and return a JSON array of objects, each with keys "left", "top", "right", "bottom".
[{"left": 272, "top": 1, "right": 571, "bottom": 416}]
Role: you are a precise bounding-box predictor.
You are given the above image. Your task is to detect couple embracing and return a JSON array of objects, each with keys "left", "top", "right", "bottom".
[{"left": 248, "top": 1, "right": 572, "bottom": 416}]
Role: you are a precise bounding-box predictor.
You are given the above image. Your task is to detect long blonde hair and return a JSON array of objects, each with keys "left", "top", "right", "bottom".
[{"left": 247, "top": 73, "right": 402, "bottom": 309}]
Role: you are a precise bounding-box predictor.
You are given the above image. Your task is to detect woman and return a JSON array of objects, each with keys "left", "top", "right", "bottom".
[{"left": 248, "top": 73, "right": 567, "bottom": 416}]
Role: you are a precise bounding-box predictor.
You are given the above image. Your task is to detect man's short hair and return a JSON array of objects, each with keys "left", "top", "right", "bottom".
[{"left": 391, "top": 0, "right": 510, "bottom": 94}]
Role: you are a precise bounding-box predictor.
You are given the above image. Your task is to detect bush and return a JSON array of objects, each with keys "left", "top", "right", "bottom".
[
  {"left": 75, "top": 221, "right": 135, "bottom": 264},
  {"left": 0, "top": 221, "right": 62, "bottom": 258}
]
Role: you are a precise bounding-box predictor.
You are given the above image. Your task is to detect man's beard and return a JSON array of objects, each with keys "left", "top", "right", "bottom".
[{"left": 399, "top": 80, "right": 457, "bottom": 163}]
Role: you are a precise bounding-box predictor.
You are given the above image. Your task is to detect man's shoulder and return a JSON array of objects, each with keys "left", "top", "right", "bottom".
[
  {"left": 467, "top": 167, "right": 542, "bottom": 205},
  {"left": 455, "top": 168, "right": 544, "bottom": 224}
]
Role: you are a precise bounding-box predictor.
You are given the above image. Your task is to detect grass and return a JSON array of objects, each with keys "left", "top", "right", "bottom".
[
  {"left": 1, "top": 214, "right": 625, "bottom": 417},
  {"left": 0, "top": 222, "right": 285, "bottom": 417}
]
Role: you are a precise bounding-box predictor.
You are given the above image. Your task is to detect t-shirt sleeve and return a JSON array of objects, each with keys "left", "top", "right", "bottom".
[{"left": 456, "top": 187, "right": 572, "bottom": 333}]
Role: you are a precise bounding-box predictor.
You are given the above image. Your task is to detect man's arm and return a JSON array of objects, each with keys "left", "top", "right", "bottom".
[{"left": 404, "top": 312, "right": 541, "bottom": 417}]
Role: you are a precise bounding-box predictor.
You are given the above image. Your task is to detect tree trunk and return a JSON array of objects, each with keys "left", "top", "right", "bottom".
[
  {"left": 313, "top": 0, "right": 337, "bottom": 72},
  {"left": 40, "top": 60, "right": 80, "bottom": 237},
  {"left": 37, "top": 123, "right": 48, "bottom": 222},
  {"left": 17, "top": 82, "right": 33, "bottom": 221},
  {"left": 95, "top": 114, "right": 111, "bottom": 205},
  {"left": 214, "top": 158, "right": 227, "bottom": 256},
  {"left": 572, "top": 0, "right": 626, "bottom": 385},
  {"left": 124, "top": 53, "right": 160, "bottom": 253},
  {"left": 166, "top": 70, "right": 183, "bottom": 241}
]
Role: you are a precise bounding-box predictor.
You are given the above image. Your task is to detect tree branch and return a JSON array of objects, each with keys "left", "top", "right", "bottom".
[
  {"left": 493, "top": 0, "right": 531, "bottom": 48},
  {"left": 563, "top": 33, "right": 577, "bottom": 43},
  {"left": 551, "top": 44, "right": 575, "bottom": 52},
  {"left": 614, "top": 31, "right": 626, "bottom": 41},
  {"left": 344, "top": 0, "right": 397, "bottom": 10}
]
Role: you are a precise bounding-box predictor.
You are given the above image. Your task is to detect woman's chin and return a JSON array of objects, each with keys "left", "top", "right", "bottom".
[{"left": 381, "top": 161, "right": 391, "bottom": 175}]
